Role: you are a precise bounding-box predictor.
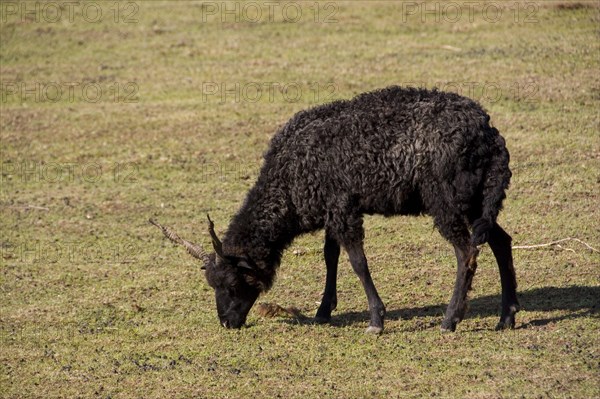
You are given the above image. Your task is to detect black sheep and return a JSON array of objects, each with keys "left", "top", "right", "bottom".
[{"left": 154, "top": 86, "right": 519, "bottom": 333}]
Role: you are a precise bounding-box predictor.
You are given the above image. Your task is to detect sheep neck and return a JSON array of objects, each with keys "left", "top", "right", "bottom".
[{"left": 222, "top": 182, "right": 298, "bottom": 278}]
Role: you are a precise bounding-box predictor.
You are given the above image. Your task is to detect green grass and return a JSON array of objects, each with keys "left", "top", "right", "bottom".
[{"left": 1, "top": 1, "right": 599, "bottom": 398}]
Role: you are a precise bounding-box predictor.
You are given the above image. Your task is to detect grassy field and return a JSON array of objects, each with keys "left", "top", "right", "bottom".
[{"left": 1, "top": 1, "right": 599, "bottom": 398}]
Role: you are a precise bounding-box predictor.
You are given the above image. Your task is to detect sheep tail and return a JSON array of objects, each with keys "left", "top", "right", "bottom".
[{"left": 471, "top": 130, "right": 511, "bottom": 246}]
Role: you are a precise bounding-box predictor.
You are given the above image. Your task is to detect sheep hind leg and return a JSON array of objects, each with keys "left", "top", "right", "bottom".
[
  {"left": 314, "top": 233, "right": 340, "bottom": 323},
  {"left": 441, "top": 239, "right": 480, "bottom": 332},
  {"left": 488, "top": 223, "right": 519, "bottom": 330}
]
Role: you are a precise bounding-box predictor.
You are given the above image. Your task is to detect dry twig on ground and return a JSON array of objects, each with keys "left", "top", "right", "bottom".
[{"left": 513, "top": 238, "right": 599, "bottom": 253}]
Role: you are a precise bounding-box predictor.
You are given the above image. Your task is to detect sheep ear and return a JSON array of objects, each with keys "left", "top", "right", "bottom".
[{"left": 238, "top": 260, "right": 264, "bottom": 290}]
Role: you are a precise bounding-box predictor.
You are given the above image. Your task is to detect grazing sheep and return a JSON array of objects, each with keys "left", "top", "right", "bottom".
[{"left": 152, "top": 86, "right": 519, "bottom": 334}]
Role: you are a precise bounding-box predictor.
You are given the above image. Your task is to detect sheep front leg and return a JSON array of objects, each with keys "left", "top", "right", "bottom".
[
  {"left": 315, "top": 234, "right": 340, "bottom": 323},
  {"left": 441, "top": 244, "right": 479, "bottom": 332},
  {"left": 345, "top": 243, "right": 386, "bottom": 334}
]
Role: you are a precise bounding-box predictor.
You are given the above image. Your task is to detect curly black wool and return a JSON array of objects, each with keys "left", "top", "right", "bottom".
[{"left": 211, "top": 86, "right": 511, "bottom": 292}]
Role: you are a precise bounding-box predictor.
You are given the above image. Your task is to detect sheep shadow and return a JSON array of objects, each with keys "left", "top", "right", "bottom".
[{"left": 300, "top": 286, "right": 599, "bottom": 330}]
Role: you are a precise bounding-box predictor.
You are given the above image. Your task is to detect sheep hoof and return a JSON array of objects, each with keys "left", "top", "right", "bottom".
[
  {"left": 313, "top": 316, "right": 330, "bottom": 324},
  {"left": 440, "top": 319, "right": 457, "bottom": 333},
  {"left": 365, "top": 326, "right": 383, "bottom": 334},
  {"left": 496, "top": 305, "right": 518, "bottom": 330},
  {"left": 495, "top": 318, "right": 515, "bottom": 331}
]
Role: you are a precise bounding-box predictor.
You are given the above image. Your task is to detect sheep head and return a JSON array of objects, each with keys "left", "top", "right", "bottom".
[{"left": 149, "top": 216, "right": 260, "bottom": 329}]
